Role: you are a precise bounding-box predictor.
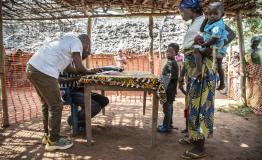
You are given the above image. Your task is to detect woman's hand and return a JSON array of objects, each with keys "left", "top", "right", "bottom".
[
  {"left": 200, "top": 48, "right": 213, "bottom": 57},
  {"left": 178, "top": 78, "right": 187, "bottom": 95},
  {"left": 178, "top": 76, "right": 184, "bottom": 83}
]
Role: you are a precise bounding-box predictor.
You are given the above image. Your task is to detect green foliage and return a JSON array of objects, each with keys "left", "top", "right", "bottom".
[
  {"left": 244, "top": 17, "right": 262, "bottom": 35},
  {"left": 217, "top": 103, "right": 253, "bottom": 117},
  {"left": 225, "top": 17, "right": 262, "bottom": 48}
]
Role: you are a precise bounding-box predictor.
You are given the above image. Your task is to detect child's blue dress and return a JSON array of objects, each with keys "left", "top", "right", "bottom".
[{"left": 203, "top": 19, "right": 228, "bottom": 58}]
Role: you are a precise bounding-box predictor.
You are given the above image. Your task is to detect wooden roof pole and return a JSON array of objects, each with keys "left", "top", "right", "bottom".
[
  {"left": 0, "top": 0, "right": 9, "bottom": 127},
  {"left": 236, "top": 10, "right": 247, "bottom": 106},
  {"left": 148, "top": 15, "right": 154, "bottom": 74},
  {"left": 86, "top": 17, "right": 92, "bottom": 68},
  {"left": 3, "top": 12, "right": 177, "bottom": 21}
]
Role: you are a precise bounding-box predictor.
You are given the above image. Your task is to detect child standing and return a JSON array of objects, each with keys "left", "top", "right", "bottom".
[
  {"left": 194, "top": 2, "right": 229, "bottom": 90},
  {"left": 114, "top": 49, "right": 127, "bottom": 70},
  {"left": 158, "top": 43, "right": 179, "bottom": 133}
]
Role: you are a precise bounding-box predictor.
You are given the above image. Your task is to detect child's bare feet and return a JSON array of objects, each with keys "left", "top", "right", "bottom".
[{"left": 216, "top": 82, "right": 225, "bottom": 90}]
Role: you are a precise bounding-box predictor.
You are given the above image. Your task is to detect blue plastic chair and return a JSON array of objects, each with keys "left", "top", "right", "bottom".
[{"left": 60, "top": 87, "right": 79, "bottom": 135}]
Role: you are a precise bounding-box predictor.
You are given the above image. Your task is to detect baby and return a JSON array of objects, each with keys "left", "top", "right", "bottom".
[{"left": 194, "top": 2, "right": 228, "bottom": 90}]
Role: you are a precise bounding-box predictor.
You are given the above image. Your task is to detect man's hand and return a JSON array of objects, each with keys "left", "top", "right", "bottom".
[{"left": 90, "top": 68, "right": 102, "bottom": 74}]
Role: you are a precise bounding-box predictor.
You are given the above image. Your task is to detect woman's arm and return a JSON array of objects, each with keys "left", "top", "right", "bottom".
[{"left": 224, "top": 25, "right": 236, "bottom": 46}]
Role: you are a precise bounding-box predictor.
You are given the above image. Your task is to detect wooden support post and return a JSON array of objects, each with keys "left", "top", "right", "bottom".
[
  {"left": 148, "top": 16, "right": 154, "bottom": 74},
  {"left": 0, "top": 0, "right": 9, "bottom": 127},
  {"left": 86, "top": 17, "right": 92, "bottom": 68},
  {"left": 101, "top": 90, "right": 105, "bottom": 115},
  {"left": 158, "top": 16, "right": 167, "bottom": 59},
  {"left": 236, "top": 10, "right": 247, "bottom": 106},
  {"left": 227, "top": 45, "right": 232, "bottom": 97},
  {"left": 84, "top": 85, "right": 92, "bottom": 146},
  {"left": 151, "top": 91, "right": 159, "bottom": 147},
  {"left": 143, "top": 91, "right": 147, "bottom": 115}
]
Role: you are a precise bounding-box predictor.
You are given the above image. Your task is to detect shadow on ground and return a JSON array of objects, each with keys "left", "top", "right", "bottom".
[{"left": 1, "top": 92, "right": 262, "bottom": 160}]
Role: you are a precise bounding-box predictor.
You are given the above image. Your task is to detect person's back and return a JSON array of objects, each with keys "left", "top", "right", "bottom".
[{"left": 28, "top": 35, "right": 83, "bottom": 79}]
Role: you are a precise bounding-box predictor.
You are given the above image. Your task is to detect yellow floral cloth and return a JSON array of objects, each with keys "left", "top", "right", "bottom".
[
  {"left": 184, "top": 52, "right": 216, "bottom": 141},
  {"left": 79, "top": 71, "right": 167, "bottom": 104}
]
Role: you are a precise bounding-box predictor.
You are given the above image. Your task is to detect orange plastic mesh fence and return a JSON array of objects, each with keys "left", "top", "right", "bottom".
[
  {"left": 0, "top": 51, "right": 161, "bottom": 125},
  {"left": 2, "top": 51, "right": 260, "bottom": 126}
]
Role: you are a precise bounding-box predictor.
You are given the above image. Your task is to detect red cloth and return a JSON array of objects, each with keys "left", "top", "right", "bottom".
[
  {"left": 184, "top": 109, "right": 188, "bottom": 118},
  {"left": 194, "top": 35, "right": 204, "bottom": 45},
  {"left": 175, "top": 53, "right": 184, "bottom": 62}
]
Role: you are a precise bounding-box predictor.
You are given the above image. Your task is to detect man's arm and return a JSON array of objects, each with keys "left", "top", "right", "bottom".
[
  {"left": 64, "top": 65, "right": 78, "bottom": 74},
  {"left": 71, "top": 52, "right": 99, "bottom": 75},
  {"left": 58, "top": 76, "right": 81, "bottom": 83}
]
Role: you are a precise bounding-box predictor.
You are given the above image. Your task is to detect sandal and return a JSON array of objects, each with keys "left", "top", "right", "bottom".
[
  {"left": 178, "top": 138, "right": 191, "bottom": 145},
  {"left": 181, "top": 150, "right": 208, "bottom": 159}
]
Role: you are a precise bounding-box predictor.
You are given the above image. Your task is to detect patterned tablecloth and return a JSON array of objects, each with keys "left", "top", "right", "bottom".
[{"left": 79, "top": 71, "right": 166, "bottom": 104}]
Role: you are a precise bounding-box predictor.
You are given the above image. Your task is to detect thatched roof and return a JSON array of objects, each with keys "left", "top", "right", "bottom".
[{"left": 2, "top": 0, "right": 262, "bottom": 21}]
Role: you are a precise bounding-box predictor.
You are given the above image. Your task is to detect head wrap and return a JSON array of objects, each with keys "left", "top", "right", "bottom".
[
  {"left": 179, "top": 0, "right": 201, "bottom": 9},
  {"left": 251, "top": 36, "right": 261, "bottom": 44}
]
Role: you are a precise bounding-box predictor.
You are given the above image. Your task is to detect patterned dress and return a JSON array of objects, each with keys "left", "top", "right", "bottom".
[{"left": 184, "top": 52, "right": 216, "bottom": 140}]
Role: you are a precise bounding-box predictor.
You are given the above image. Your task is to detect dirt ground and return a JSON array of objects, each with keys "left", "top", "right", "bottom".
[{"left": 0, "top": 91, "right": 262, "bottom": 160}]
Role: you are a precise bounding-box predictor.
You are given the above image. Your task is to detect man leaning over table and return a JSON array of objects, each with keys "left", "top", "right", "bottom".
[{"left": 26, "top": 34, "right": 100, "bottom": 151}]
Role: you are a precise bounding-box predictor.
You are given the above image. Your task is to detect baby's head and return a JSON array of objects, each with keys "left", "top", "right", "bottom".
[
  {"left": 207, "top": 2, "right": 224, "bottom": 22},
  {"left": 166, "top": 43, "right": 179, "bottom": 59}
]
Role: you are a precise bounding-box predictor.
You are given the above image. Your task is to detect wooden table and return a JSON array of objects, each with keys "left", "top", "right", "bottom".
[{"left": 83, "top": 85, "right": 159, "bottom": 147}]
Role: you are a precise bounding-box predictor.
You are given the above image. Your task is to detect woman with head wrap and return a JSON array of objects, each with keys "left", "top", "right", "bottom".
[
  {"left": 249, "top": 36, "right": 262, "bottom": 64},
  {"left": 178, "top": 0, "right": 217, "bottom": 159},
  {"left": 245, "top": 36, "right": 262, "bottom": 64}
]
